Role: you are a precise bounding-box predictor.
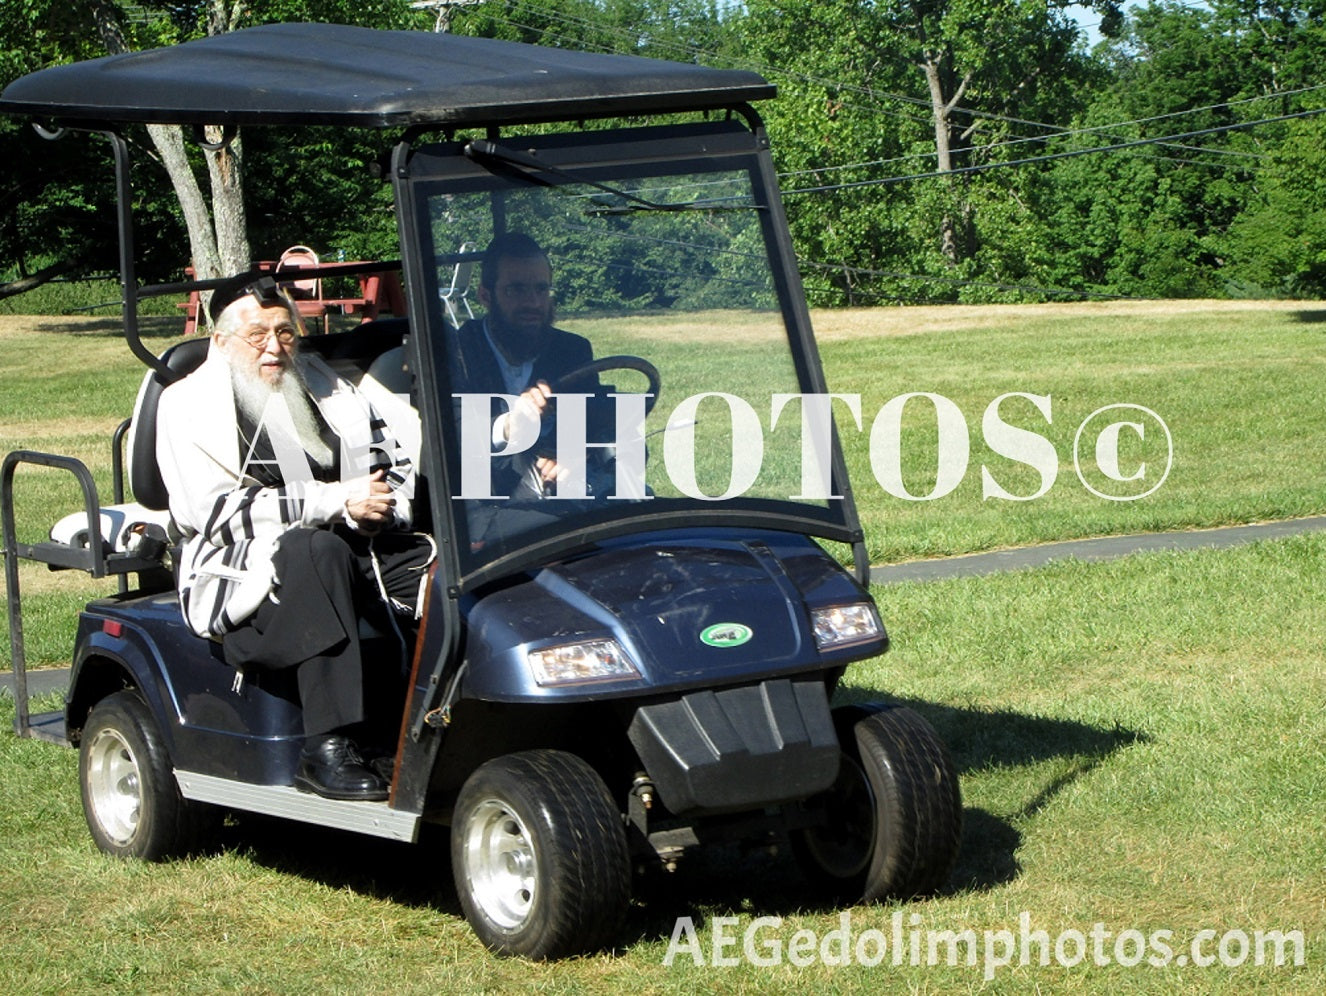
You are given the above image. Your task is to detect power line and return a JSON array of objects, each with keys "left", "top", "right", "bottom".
[
  {"left": 774, "top": 84, "right": 1326, "bottom": 182},
  {"left": 494, "top": 0, "right": 1318, "bottom": 149},
  {"left": 469, "top": 4, "right": 1313, "bottom": 247},
  {"left": 797, "top": 257, "right": 1143, "bottom": 304},
  {"left": 456, "top": 2, "right": 1321, "bottom": 298},
  {"left": 475, "top": 3, "right": 1320, "bottom": 185},
  {"left": 782, "top": 106, "right": 1326, "bottom": 195},
  {"left": 480, "top": 5, "right": 935, "bottom": 126}
]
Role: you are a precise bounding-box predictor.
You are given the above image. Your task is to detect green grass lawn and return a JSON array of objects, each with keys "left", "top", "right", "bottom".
[
  {"left": 1, "top": 535, "right": 1320, "bottom": 992},
  {"left": 817, "top": 303, "right": 1326, "bottom": 563},
  {"left": 1, "top": 303, "right": 1323, "bottom": 991},
  {"left": 585, "top": 301, "right": 1326, "bottom": 563}
]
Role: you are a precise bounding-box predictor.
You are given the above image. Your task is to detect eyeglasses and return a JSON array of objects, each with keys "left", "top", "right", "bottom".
[
  {"left": 495, "top": 281, "right": 552, "bottom": 299},
  {"left": 236, "top": 325, "right": 298, "bottom": 349}
]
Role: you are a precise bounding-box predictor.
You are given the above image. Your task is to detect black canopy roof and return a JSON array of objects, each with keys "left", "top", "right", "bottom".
[{"left": 0, "top": 22, "right": 774, "bottom": 129}]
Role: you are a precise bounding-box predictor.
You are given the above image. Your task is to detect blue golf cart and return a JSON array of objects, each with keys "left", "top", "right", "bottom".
[{"left": 0, "top": 24, "right": 960, "bottom": 958}]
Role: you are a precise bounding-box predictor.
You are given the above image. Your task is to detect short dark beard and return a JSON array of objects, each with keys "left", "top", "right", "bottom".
[{"left": 487, "top": 299, "right": 552, "bottom": 363}]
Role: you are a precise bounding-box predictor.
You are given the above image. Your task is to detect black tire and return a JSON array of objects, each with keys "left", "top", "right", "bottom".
[
  {"left": 79, "top": 689, "right": 213, "bottom": 861},
  {"left": 792, "top": 704, "right": 962, "bottom": 901},
  {"left": 451, "top": 749, "right": 631, "bottom": 959}
]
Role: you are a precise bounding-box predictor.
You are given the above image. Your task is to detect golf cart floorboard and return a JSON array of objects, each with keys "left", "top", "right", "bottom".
[{"left": 173, "top": 770, "right": 422, "bottom": 842}]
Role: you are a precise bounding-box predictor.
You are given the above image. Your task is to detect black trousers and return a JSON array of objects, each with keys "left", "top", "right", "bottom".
[{"left": 222, "top": 526, "right": 434, "bottom": 738}]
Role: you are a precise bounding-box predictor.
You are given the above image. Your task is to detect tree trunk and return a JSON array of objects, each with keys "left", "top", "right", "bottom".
[
  {"left": 922, "top": 54, "right": 971, "bottom": 267},
  {"left": 204, "top": 129, "right": 250, "bottom": 275},
  {"left": 923, "top": 54, "right": 955, "bottom": 175},
  {"left": 148, "top": 124, "right": 223, "bottom": 280},
  {"left": 90, "top": 0, "right": 250, "bottom": 316},
  {"left": 202, "top": 2, "right": 252, "bottom": 279}
]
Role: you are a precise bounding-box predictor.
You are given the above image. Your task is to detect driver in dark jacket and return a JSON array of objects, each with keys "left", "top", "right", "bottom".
[{"left": 448, "top": 232, "right": 600, "bottom": 505}]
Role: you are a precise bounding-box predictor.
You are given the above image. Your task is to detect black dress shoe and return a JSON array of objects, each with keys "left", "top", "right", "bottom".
[
  {"left": 295, "top": 735, "right": 389, "bottom": 801},
  {"left": 362, "top": 749, "right": 395, "bottom": 784}
]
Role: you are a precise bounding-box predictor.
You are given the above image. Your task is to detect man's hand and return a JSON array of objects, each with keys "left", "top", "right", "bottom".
[
  {"left": 504, "top": 380, "right": 554, "bottom": 441},
  {"left": 346, "top": 470, "right": 396, "bottom": 534},
  {"left": 534, "top": 456, "right": 568, "bottom": 486},
  {"left": 506, "top": 381, "right": 568, "bottom": 492}
]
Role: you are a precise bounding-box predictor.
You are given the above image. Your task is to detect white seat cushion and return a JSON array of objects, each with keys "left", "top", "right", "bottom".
[{"left": 49, "top": 503, "right": 174, "bottom": 554}]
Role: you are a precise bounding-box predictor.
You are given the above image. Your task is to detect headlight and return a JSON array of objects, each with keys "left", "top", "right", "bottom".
[
  {"left": 811, "top": 602, "right": 883, "bottom": 650},
  {"left": 527, "top": 638, "right": 641, "bottom": 686}
]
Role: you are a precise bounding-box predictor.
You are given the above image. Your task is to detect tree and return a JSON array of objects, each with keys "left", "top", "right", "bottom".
[
  {"left": 6, "top": 0, "right": 1324, "bottom": 304},
  {"left": 85, "top": 1, "right": 429, "bottom": 289},
  {"left": 0, "top": 2, "right": 120, "bottom": 292},
  {"left": 86, "top": 1, "right": 251, "bottom": 285},
  {"left": 1221, "top": 118, "right": 1326, "bottom": 294},
  {"left": 1040, "top": 0, "right": 1326, "bottom": 297},
  {"left": 734, "top": 0, "right": 1101, "bottom": 303},
  {"left": 452, "top": 0, "right": 730, "bottom": 58},
  {"left": 1, "top": 2, "right": 434, "bottom": 299},
  {"left": 878, "top": 0, "right": 1103, "bottom": 267}
]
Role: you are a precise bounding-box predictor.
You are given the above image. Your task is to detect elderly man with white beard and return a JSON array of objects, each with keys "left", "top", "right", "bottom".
[{"left": 156, "top": 272, "right": 432, "bottom": 801}]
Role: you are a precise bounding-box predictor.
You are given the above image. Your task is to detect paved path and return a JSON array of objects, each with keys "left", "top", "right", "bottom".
[
  {"left": 870, "top": 515, "right": 1326, "bottom": 585},
  {"left": 0, "top": 666, "right": 70, "bottom": 698},
  {"left": 6, "top": 517, "right": 1326, "bottom": 698}
]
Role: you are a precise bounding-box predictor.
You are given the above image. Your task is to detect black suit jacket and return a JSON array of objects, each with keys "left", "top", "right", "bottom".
[
  {"left": 448, "top": 318, "right": 599, "bottom": 498},
  {"left": 449, "top": 318, "right": 595, "bottom": 396}
]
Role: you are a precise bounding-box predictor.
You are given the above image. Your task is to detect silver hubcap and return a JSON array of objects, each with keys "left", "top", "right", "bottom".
[
  {"left": 462, "top": 798, "right": 537, "bottom": 930},
  {"left": 85, "top": 727, "right": 142, "bottom": 845}
]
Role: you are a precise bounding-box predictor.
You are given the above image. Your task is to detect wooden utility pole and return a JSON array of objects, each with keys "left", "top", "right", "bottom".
[{"left": 410, "top": 0, "right": 486, "bottom": 32}]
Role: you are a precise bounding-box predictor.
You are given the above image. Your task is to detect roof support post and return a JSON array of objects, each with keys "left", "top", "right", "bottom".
[{"left": 104, "top": 129, "right": 167, "bottom": 376}]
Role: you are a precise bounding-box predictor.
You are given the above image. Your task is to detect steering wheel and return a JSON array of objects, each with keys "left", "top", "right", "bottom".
[
  {"left": 549, "top": 354, "right": 661, "bottom": 415},
  {"left": 512, "top": 354, "right": 661, "bottom": 501}
]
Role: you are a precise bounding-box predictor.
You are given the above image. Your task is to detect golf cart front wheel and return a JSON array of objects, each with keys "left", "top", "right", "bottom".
[
  {"left": 792, "top": 704, "right": 962, "bottom": 901},
  {"left": 451, "top": 749, "right": 630, "bottom": 959},
  {"left": 79, "top": 689, "right": 211, "bottom": 861}
]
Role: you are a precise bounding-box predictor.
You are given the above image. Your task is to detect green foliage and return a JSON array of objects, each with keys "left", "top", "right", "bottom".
[
  {"left": 0, "top": 5, "right": 116, "bottom": 281},
  {"left": 738, "top": 0, "right": 1102, "bottom": 304},
  {"left": 3, "top": 1, "right": 1326, "bottom": 305},
  {"left": 452, "top": 0, "right": 729, "bottom": 57},
  {"left": 1219, "top": 115, "right": 1326, "bottom": 295},
  {"left": 0, "top": 0, "right": 435, "bottom": 291}
]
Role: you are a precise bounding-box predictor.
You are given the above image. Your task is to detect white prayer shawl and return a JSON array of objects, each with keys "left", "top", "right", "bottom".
[{"left": 156, "top": 348, "right": 419, "bottom": 639}]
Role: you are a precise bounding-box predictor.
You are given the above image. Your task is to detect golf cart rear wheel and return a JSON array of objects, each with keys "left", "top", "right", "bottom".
[
  {"left": 451, "top": 749, "right": 630, "bottom": 959},
  {"left": 792, "top": 704, "right": 962, "bottom": 901},
  {"left": 79, "top": 689, "right": 211, "bottom": 861}
]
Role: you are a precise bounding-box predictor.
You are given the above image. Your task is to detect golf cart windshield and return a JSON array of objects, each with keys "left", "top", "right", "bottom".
[
  {"left": 403, "top": 121, "right": 860, "bottom": 582},
  {"left": 0, "top": 23, "right": 867, "bottom": 594}
]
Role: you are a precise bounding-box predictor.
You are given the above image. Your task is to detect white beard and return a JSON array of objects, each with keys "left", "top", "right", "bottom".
[{"left": 230, "top": 360, "right": 335, "bottom": 472}]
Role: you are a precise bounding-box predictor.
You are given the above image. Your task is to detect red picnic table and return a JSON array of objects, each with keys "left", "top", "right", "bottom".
[{"left": 177, "top": 261, "right": 406, "bottom": 336}]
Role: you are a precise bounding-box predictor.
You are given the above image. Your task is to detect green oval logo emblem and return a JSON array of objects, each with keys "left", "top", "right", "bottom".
[{"left": 700, "top": 623, "right": 753, "bottom": 648}]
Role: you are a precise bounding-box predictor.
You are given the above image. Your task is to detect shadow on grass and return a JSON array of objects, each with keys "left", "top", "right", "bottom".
[
  {"left": 893, "top": 696, "right": 1147, "bottom": 893},
  {"left": 1290, "top": 309, "right": 1326, "bottom": 325},
  {"left": 613, "top": 697, "right": 1145, "bottom": 949},
  {"left": 208, "top": 695, "right": 1144, "bottom": 954},
  {"left": 216, "top": 813, "right": 463, "bottom": 916},
  {"left": 35, "top": 316, "right": 187, "bottom": 338}
]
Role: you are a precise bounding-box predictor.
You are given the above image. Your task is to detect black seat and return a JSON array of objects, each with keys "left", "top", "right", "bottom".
[
  {"left": 299, "top": 318, "right": 408, "bottom": 366},
  {"left": 129, "top": 337, "right": 210, "bottom": 511}
]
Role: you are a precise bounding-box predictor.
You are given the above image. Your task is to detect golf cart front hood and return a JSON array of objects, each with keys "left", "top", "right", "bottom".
[{"left": 459, "top": 530, "right": 880, "bottom": 702}]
